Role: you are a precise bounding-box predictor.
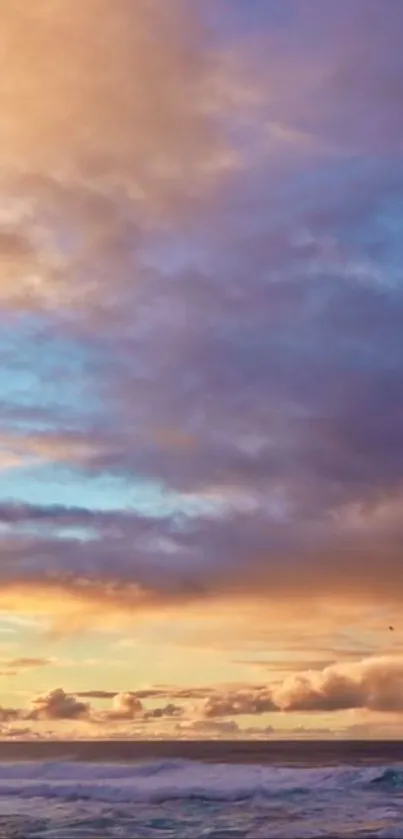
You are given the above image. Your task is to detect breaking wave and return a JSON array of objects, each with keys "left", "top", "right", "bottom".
[
  {"left": 370, "top": 767, "right": 403, "bottom": 788},
  {"left": 0, "top": 759, "right": 398, "bottom": 804}
]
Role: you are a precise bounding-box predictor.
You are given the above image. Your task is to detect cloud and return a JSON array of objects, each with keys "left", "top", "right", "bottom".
[
  {"left": 240, "top": 0, "right": 403, "bottom": 156},
  {"left": 0, "top": 707, "right": 20, "bottom": 723},
  {"left": 0, "top": 432, "right": 99, "bottom": 471},
  {"left": 97, "top": 692, "right": 183, "bottom": 722},
  {"left": 0, "top": 656, "right": 51, "bottom": 677},
  {"left": 106, "top": 692, "right": 143, "bottom": 721},
  {"left": 178, "top": 718, "right": 240, "bottom": 737},
  {"left": 3, "top": 493, "right": 403, "bottom": 626},
  {"left": 1, "top": 726, "right": 38, "bottom": 739},
  {"left": 0, "top": 0, "right": 229, "bottom": 190},
  {"left": 204, "top": 689, "right": 276, "bottom": 717},
  {"left": 14, "top": 656, "right": 403, "bottom": 732},
  {"left": 233, "top": 658, "right": 338, "bottom": 672},
  {"left": 144, "top": 703, "right": 183, "bottom": 720},
  {"left": 76, "top": 690, "right": 117, "bottom": 700},
  {"left": 2, "top": 1, "right": 403, "bottom": 633},
  {"left": 0, "top": 0, "right": 237, "bottom": 315},
  {"left": 0, "top": 688, "right": 186, "bottom": 734},
  {"left": 3, "top": 656, "right": 403, "bottom": 739},
  {"left": 27, "top": 688, "right": 89, "bottom": 720},
  {"left": 202, "top": 657, "right": 403, "bottom": 716},
  {"left": 243, "top": 725, "right": 275, "bottom": 737},
  {"left": 290, "top": 725, "right": 335, "bottom": 738},
  {"left": 274, "top": 657, "right": 403, "bottom": 713},
  {"left": 76, "top": 686, "right": 215, "bottom": 702},
  {"left": 6, "top": 658, "right": 51, "bottom": 669}
]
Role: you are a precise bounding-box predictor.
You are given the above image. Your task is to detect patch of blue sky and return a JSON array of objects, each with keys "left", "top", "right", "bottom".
[
  {"left": 0, "top": 315, "right": 101, "bottom": 427},
  {"left": 0, "top": 364, "right": 83, "bottom": 419},
  {"left": 0, "top": 313, "right": 90, "bottom": 369},
  {"left": 1, "top": 462, "right": 227, "bottom": 519}
]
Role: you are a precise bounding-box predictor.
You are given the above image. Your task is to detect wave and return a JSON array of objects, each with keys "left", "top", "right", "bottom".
[
  {"left": 0, "top": 759, "right": 398, "bottom": 804},
  {"left": 370, "top": 767, "right": 403, "bottom": 788},
  {"left": 0, "top": 758, "right": 190, "bottom": 781}
]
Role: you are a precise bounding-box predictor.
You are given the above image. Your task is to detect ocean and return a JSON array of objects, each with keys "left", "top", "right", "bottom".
[{"left": 0, "top": 740, "right": 403, "bottom": 837}]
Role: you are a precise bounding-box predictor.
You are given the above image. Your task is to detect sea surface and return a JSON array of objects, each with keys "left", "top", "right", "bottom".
[{"left": 0, "top": 740, "right": 403, "bottom": 837}]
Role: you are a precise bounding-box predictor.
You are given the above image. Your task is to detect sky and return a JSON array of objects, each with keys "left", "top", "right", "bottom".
[{"left": 1, "top": 0, "right": 403, "bottom": 741}]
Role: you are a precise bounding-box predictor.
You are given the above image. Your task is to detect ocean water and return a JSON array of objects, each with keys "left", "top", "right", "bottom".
[{"left": 0, "top": 741, "right": 403, "bottom": 837}]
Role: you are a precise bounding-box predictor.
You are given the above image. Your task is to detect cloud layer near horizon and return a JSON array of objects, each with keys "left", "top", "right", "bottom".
[
  {"left": 1, "top": 0, "right": 403, "bottom": 631},
  {"left": 3, "top": 655, "right": 403, "bottom": 742}
]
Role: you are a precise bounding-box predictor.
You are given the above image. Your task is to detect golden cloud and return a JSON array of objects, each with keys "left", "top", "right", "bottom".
[{"left": 0, "top": 0, "right": 241, "bottom": 314}]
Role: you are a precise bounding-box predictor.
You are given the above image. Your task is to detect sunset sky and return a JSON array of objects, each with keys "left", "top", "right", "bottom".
[{"left": 1, "top": 0, "right": 403, "bottom": 740}]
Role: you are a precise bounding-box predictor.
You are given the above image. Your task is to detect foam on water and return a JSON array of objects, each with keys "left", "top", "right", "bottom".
[
  {"left": 0, "top": 759, "right": 394, "bottom": 803},
  {"left": 0, "top": 760, "right": 401, "bottom": 837}
]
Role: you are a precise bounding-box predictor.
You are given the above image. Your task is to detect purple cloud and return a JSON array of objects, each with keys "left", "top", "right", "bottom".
[{"left": 1, "top": 0, "right": 403, "bottom": 620}]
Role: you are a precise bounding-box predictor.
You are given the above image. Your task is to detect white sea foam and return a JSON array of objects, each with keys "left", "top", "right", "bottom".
[
  {"left": 0, "top": 759, "right": 391, "bottom": 804},
  {"left": 0, "top": 761, "right": 400, "bottom": 837}
]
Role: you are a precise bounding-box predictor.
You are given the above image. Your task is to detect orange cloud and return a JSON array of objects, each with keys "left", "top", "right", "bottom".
[
  {"left": 204, "top": 689, "right": 275, "bottom": 717},
  {"left": 201, "top": 656, "right": 403, "bottom": 716},
  {"left": 0, "top": 0, "right": 239, "bottom": 315},
  {"left": 28, "top": 688, "right": 89, "bottom": 720},
  {"left": 4, "top": 658, "right": 50, "bottom": 670},
  {"left": 0, "top": 0, "right": 229, "bottom": 194},
  {"left": 107, "top": 692, "right": 143, "bottom": 721},
  {"left": 0, "top": 431, "right": 99, "bottom": 471},
  {"left": 274, "top": 657, "right": 403, "bottom": 713}
]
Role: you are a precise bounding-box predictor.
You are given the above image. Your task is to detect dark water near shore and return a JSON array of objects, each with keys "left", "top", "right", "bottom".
[{"left": 0, "top": 741, "right": 403, "bottom": 837}]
